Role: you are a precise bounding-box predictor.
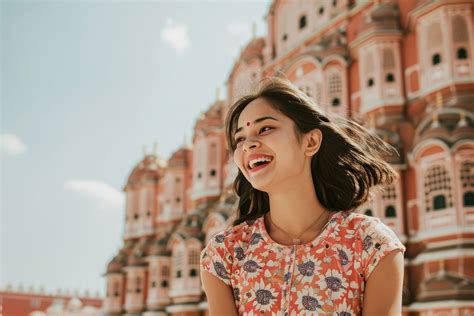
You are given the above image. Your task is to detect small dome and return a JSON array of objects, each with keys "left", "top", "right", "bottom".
[
  {"left": 125, "top": 154, "right": 165, "bottom": 187},
  {"left": 241, "top": 37, "right": 265, "bottom": 62},
  {"left": 66, "top": 297, "right": 83, "bottom": 311},
  {"left": 168, "top": 147, "right": 192, "bottom": 168}
]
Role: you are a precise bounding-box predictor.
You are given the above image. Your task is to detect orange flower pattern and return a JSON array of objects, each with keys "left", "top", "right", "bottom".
[{"left": 200, "top": 211, "right": 406, "bottom": 315}]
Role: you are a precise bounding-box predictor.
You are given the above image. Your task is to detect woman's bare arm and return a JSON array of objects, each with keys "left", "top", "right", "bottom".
[
  {"left": 201, "top": 271, "right": 239, "bottom": 316},
  {"left": 362, "top": 250, "right": 405, "bottom": 315}
]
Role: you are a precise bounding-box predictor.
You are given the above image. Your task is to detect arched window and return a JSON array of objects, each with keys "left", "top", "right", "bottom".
[
  {"left": 385, "top": 206, "right": 396, "bottom": 218},
  {"left": 332, "top": 98, "right": 340, "bottom": 106},
  {"left": 464, "top": 192, "right": 474, "bottom": 206},
  {"left": 386, "top": 73, "right": 395, "bottom": 82},
  {"left": 319, "top": 6, "right": 325, "bottom": 15},
  {"left": 457, "top": 48, "right": 468, "bottom": 60},
  {"left": 364, "top": 209, "right": 373, "bottom": 216},
  {"left": 189, "top": 269, "right": 198, "bottom": 277},
  {"left": 433, "top": 195, "right": 446, "bottom": 210},
  {"left": 210, "top": 169, "right": 216, "bottom": 176},
  {"left": 432, "top": 53, "right": 442, "bottom": 65},
  {"left": 367, "top": 78, "right": 374, "bottom": 87},
  {"left": 299, "top": 15, "right": 307, "bottom": 30},
  {"left": 161, "top": 280, "right": 168, "bottom": 288}
]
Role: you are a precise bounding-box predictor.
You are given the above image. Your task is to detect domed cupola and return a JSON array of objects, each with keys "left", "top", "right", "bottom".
[{"left": 124, "top": 148, "right": 166, "bottom": 239}]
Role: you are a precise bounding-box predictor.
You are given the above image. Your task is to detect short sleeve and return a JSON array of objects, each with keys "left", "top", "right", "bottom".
[
  {"left": 359, "top": 217, "right": 406, "bottom": 281},
  {"left": 200, "top": 232, "right": 233, "bottom": 286}
]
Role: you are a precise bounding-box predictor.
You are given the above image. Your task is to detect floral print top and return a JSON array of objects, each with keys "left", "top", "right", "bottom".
[{"left": 200, "top": 211, "right": 405, "bottom": 315}]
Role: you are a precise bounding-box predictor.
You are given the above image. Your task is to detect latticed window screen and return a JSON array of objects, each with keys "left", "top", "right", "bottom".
[
  {"left": 460, "top": 161, "right": 473, "bottom": 188},
  {"left": 209, "top": 143, "right": 217, "bottom": 165},
  {"left": 364, "top": 52, "right": 374, "bottom": 75},
  {"left": 452, "top": 15, "right": 468, "bottom": 43},
  {"left": 383, "top": 48, "right": 395, "bottom": 70},
  {"left": 162, "top": 265, "right": 169, "bottom": 277},
  {"left": 188, "top": 249, "right": 200, "bottom": 265},
  {"left": 328, "top": 72, "right": 342, "bottom": 97},
  {"left": 424, "top": 165, "right": 453, "bottom": 211},
  {"left": 427, "top": 23, "right": 442, "bottom": 51},
  {"left": 460, "top": 161, "right": 474, "bottom": 206},
  {"left": 381, "top": 184, "right": 397, "bottom": 218}
]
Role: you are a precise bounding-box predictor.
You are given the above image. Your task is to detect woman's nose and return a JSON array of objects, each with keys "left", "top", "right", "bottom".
[{"left": 243, "top": 138, "right": 260, "bottom": 152}]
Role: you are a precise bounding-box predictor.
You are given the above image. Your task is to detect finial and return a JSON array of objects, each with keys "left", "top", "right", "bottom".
[
  {"left": 436, "top": 92, "right": 443, "bottom": 109},
  {"left": 216, "top": 87, "right": 221, "bottom": 101},
  {"left": 458, "top": 111, "right": 468, "bottom": 127},
  {"left": 252, "top": 22, "right": 257, "bottom": 39}
]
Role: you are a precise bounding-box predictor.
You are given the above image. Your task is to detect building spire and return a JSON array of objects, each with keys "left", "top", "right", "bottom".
[{"left": 457, "top": 111, "right": 468, "bottom": 128}]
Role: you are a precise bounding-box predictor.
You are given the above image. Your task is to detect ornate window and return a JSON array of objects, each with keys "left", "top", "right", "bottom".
[
  {"left": 188, "top": 249, "right": 200, "bottom": 265},
  {"left": 328, "top": 72, "right": 342, "bottom": 107},
  {"left": 452, "top": 15, "right": 469, "bottom": 60},
  {"left": 460, "top": 161, "right": 474, "bottom": 206},
  {"left": 364, "top": 52, "right": 375, "bottom": 88},
  {"left": 424, "top": 165, "right": 453, "bottom": 211},
  {"left": 364, "top": 209, "right": 373, "bottom": 216},
  {"left": 427, "top": 23, "right": 443, "bottom": 67},
  {"left": 383, "top": 48, "right": 396, "bottom": 82}
]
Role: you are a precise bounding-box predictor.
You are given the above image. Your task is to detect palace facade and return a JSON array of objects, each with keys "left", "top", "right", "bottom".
[{"left": 103, "top": 0, "right": 474, "bottom": 315}]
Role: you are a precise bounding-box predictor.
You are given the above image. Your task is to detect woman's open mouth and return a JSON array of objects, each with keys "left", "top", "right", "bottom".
[{"left": 248, "top": 156, "right": 273, "bottom": 173}]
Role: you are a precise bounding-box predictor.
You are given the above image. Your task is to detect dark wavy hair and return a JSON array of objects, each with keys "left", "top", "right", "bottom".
[{"left": 225, "top": 77, "right": 399, "bottom": 226}]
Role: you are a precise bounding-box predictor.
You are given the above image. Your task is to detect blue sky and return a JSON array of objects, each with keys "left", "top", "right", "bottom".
[{"left": 1, "top": 0, "right": 269, "bottom": 297}]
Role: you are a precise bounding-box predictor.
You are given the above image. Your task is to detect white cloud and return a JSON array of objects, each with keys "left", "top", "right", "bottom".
[
  {"left": 64, "top": 180, "right": 124, "bottom": 211},
  {"left": 226, "top": 22, "right": 252, "bottom": 38},
  {"left": 161, "top": 19, "right": 190, "bottom": 55},
  {"left": 0, "top": 133, "right": 28, "bottom": 155}
]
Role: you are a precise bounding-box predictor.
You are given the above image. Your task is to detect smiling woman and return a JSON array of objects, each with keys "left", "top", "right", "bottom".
[{"left": 200, "top": 77, "right": 405, "bottom": 315}]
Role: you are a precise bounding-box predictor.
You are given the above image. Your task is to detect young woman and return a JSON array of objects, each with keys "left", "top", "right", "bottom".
[{"left": 200, "top": 77, "right": 405, "bottom": 315}]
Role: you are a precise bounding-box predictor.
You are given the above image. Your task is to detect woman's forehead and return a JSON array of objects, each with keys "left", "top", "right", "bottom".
[{"left": 237, "top": 98, "right": 281, "bottom": 125}]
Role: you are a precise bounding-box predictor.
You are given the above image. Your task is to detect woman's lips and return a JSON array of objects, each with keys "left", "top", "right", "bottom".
[{"left": 248, "top": 159, "right": 272, "bottom": 173}]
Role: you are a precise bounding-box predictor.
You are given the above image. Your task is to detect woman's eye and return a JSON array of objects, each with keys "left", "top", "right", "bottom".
[
  {"left": 235, "top": 137, "right": 244, "bottom": 144},
  {"left": 259, "top": 126, "right": 273, "bottom": 133}
]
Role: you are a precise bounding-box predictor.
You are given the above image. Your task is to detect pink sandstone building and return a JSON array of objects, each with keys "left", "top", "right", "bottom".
[{"left": 103, "top": 0, "right": 474, "bottom": 315}]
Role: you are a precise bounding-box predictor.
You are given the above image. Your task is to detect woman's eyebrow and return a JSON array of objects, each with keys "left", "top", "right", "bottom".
[{"left": 235, "top": 116, "right": 278, "bottom": 134}]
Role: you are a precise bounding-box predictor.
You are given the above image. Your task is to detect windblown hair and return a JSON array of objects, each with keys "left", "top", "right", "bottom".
[{"left": 225, "top": 77, "right": 399, "bottom": 226}]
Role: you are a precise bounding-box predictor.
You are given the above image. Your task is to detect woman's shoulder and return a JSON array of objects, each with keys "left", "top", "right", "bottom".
[{"left": 203, "top": 216, "right": 260, "bottom": 251}]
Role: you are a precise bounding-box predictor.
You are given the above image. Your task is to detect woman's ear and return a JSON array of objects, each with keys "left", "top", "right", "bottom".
[{"left": 305, "top": 129, "right": 322, "bottom": 156}]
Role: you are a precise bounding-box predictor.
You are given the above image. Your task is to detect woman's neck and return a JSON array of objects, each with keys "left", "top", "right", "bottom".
[{"left": 266, "top": 167, "right": 328, "bottom": 239}]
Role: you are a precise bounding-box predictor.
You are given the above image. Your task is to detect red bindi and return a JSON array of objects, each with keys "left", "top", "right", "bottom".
[{"left": 246, "top": 122, "right": 250, "bottom": 126}]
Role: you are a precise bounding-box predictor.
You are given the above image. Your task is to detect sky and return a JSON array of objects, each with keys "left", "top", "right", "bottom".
[{"left": 1, "top": 0, "right": 270, "bottom": 297}]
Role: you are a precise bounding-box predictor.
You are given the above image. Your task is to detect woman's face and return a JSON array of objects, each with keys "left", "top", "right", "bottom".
[{"left": 233, "top": 97, "right": 310, "bottom": 192}]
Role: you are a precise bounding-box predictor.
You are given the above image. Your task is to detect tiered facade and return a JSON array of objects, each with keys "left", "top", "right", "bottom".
[{"left": 103, "top": 0, "right": 474, "bottom": 315}]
